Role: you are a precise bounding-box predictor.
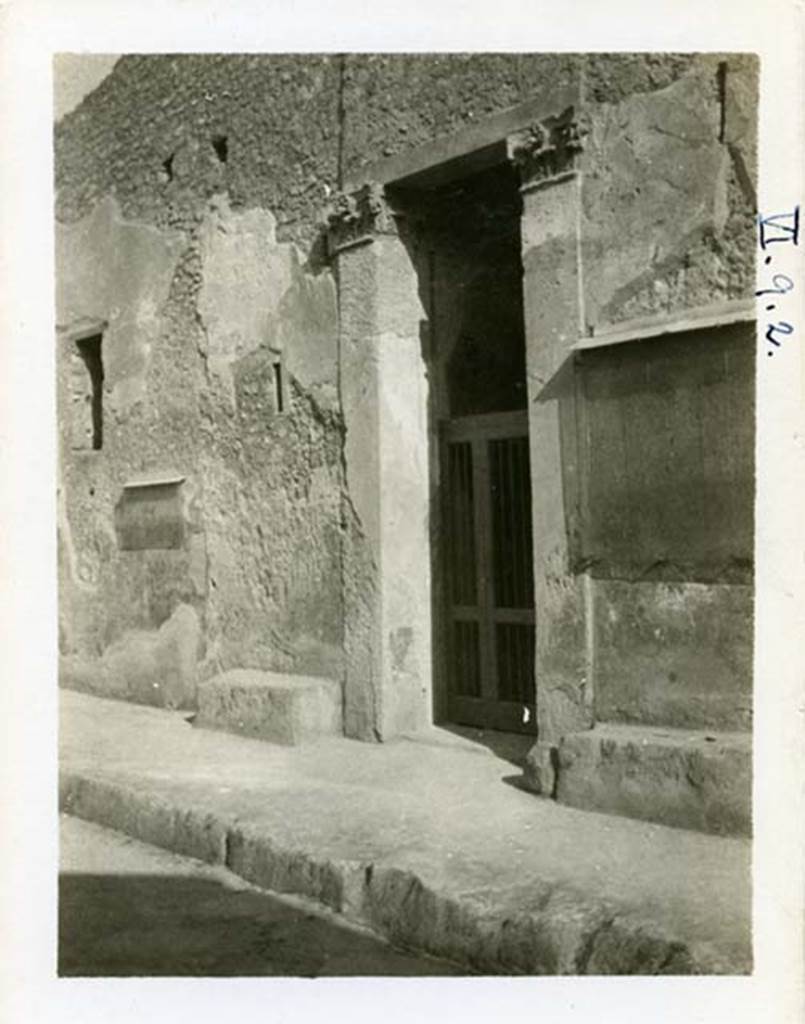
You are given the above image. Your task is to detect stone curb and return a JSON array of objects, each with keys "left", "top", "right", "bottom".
[{"left": 59, "top": 770, "right": 740, "bottom": 975}]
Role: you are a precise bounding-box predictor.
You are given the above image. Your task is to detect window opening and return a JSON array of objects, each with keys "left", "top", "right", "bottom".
[
  {"left": 273, "top": 360, "right": 284, "bottom": 414},
  {"left": 76, "top": 333, "right": 104, "bottom": 450}
]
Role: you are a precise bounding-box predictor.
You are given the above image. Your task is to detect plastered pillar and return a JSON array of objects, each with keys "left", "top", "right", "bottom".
[
  {"left": 508, "top": 113, "right": 594, "bottom": 790},
  {"left": 328, "top": 185, "right": 432, "bottom": 741}
]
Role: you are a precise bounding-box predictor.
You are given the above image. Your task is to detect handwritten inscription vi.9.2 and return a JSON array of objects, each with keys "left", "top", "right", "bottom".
[{"left": 757, "top": 205, "right": 799, "bottom": 357}]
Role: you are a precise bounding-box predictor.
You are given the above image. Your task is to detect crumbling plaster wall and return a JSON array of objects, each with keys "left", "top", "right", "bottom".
[
  {"left": 56, "top": 188, "right": 344, "bottom": 704},
  {"left": 559, "top": 56, "right": 757, "bottom": 736},
  {"left": 56, "top": 54, "right": 350, "bottom": 705},
  {"left": 56, "top": 52, "right": 756, "bottom": 737},
  {"left": 193, "top": 197, "right": 344, "bottom": 681},
  {"left": 56, "top": 196, "right": 198, "bottom": 657},
  {"left": 341, "top": 53, "right": 698, "bottom": 182},
  {"left": 580, "top": 56, "right": 757, "bottom": 330}
]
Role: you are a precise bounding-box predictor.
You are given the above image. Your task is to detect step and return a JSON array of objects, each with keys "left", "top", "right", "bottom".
[
  {"left": 553, "top": 723, "right": 752, "bottom": 837},
  {"left": 195, "top": 669, "right": 343, "bottom": 745}
]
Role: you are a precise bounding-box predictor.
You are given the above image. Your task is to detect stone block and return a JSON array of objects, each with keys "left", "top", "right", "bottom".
[
  {"left": 196, "top": 669, "right": 343, "bottom": 745},
  {"left": 522, "top": 739, "right": 557, "bottom": 796},
  {"left": 554, "top": 723, "right": 751, "bottom": 836}
]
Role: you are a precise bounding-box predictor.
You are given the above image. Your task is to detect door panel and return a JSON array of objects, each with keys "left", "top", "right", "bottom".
[
  {"left": 450, "top": 619, "right": 481, "bottom": 698},
  {"left": 442, "top": 411, "right": 537, "bottom": 734}
]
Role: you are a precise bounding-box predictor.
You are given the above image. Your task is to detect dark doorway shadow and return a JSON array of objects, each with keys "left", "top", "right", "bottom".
[{"left": 436, "top": 722, "right": 534, "bottom": 769}]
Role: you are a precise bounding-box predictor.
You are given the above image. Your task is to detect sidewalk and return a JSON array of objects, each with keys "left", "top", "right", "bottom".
[{"left": 59, "top": 689, "right": 752, "bottom": 975}]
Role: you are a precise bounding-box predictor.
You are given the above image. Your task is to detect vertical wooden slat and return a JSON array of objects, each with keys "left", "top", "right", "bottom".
[
  {"left": 511, "top": 624, "right": 519, "bottom": 701},
  {"left": 459, "top": 445, "right": 466, "bottom": 602},
  {"left": 488, "top": 434, "right": 535, "bottom": 612},
  {"left": 472, "top": 621, "right": 481, "bottom": 696},
  {"left": 447, "top": 441, "right": 478, "bottom": 607},
  {"left": 491, "top": 441, "right": 502, "bottom": 606},
  {"left": 522, "top": 438, "right": 530, "bottom": 602},
  {"left": 465, "top": 444, "right": 476, "bottom": 603},
  {"left": 473, "top": 438, "right": 497, "bottom": 700},
  {"left": 454, "top": 614, "right": 460, "bottom": 696},
  {"left": 521, "top": 437, "right": 528, "bottom": 603},
  {"left": 453, "top": 621, "right": 461, "bottom": 696},
  {"left": 452, "top": 620, "right": 481, "bottom": 698},
  {"left": 502, "top": 440, "right": 511, "bottom": 605},
  {"left": 459, "top": 445, "right": 465, "bottom": 600},
  {"left": 466, "top": 444, "right": 476, "bottom": 601},
  {"left": 499, "top": 623, "right": 506, "bottom": 699},
  {"left": 508, "top": 439, "right": 517, "bottom": 605},
  {"left": 519, "top": 623, "right": 527, "bottom": 701},
  {"left": 495, "top": 622, "right": 536, "bottom": 704},
  {"left": 509, "top": 437, "right": 519, "bottom": 606}
]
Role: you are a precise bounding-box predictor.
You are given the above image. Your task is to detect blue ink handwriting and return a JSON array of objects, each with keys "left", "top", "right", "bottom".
[
  {"left": 758, "top": 206, "right": 799, "bottom": 250},
  {"left": 757, "top": 207, "right": 799, "bottom": 356}
]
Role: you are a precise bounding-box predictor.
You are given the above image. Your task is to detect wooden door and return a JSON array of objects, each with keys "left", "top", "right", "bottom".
[{"left": 441, "top": 410, "right": 537, "bottom": 734}]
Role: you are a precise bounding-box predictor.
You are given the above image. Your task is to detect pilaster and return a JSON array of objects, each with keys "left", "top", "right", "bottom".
[
  {"left": 508, "top": 109, "right": 594, "bottom": 789},
  {"left": 327, "top": 184, "right": 432, "bottom": 741}
]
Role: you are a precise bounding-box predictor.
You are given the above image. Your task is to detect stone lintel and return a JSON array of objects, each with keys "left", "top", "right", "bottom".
[
  {"left": 346, "top": 84, "right": 581, "bottom": 191},
  {"left": 59, "top": 317, "right": 109, "bottom": 341}
]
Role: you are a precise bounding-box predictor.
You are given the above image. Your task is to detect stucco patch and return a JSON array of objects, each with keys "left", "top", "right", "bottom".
[
  {"left": 581, "top": 67, "right": 741, "bottom": 329},
  {"left": 56, "top": 196, "right": 185, "bottom": 416},
  {"left": 197, "top": 195, "right": 338, "bottom": 405}
]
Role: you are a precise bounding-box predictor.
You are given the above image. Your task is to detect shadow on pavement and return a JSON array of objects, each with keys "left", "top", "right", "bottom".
[
  {"left": 437, "top": 724, "right": 533, "bottom": 768},
  {"left": 59, "top": 872, "right": 465, "bottom": 977}
]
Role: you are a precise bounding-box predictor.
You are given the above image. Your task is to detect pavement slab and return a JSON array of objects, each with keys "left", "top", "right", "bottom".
[{"left": 59, "top": 689, "right": 752, "bottom": 975}]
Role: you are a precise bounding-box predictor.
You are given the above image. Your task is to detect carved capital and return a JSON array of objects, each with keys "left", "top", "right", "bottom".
[
  {"left": 507, "top": 107, "right": 588, "bottom": 190},
  {"left": 325, "top": 182, "right": 400, "bottom": 256}
]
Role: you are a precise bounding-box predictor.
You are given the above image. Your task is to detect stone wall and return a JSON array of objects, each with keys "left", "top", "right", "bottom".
[
  {"left": 56, "top": 190, "right": 344, "bottom": 706},
  {"left": 55, "top": 52, "right": 757, "bottom": 738},
  {"left": 508, "top": 54, "right": 756, "bottom": 752},
  {"left": 577, "top": 59, "right": 757, "bottom": 735},
  {"left": 55, "top": 54, "right": 341, "bottom": 249},
  {"left": 580, "top": 56, "right": 757, "bottom": 330},
  {"left": 573, "top": 324, "right": 755, "bottom": 732},
  {"left": 340, "top": 53, "right": 699, "bottom": 183}
]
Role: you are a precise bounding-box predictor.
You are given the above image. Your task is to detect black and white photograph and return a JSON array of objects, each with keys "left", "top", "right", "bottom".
[{"left": 1, "top": 3, "right": 803, "bottom": 1022}]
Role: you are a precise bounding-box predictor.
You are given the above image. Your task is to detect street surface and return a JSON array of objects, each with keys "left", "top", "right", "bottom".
[{"left": 59, "top": 814, "right": 462, "bottom": 976}]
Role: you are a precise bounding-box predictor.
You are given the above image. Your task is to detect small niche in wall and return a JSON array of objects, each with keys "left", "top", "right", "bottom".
[
  {"left": 114, "top": 474, "right": 187, "bottom": 551},
  {"left": 70, "top": 330, "right": 105, "bottom": 451},
  {"left": 212, "top": 135, "right": 228, "bottom": 163},
  {"left": 272, "top": 359, "right": 285, "bottom": 414}
]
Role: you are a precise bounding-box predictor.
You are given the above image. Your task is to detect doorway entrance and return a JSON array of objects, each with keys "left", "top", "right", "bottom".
[
  {"left": 442, "top": 410, "right": 536, "bottom": 733},
  {"left": 414, "top": 161, "right": 536, "bottom": 735}
]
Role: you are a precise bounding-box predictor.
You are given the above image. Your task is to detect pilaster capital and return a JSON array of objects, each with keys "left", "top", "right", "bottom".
[
  {"left": 325, "top": 182, "right": 400, "bottom": 257},
  {"left": 506, "top": 107, "right": 588, "bottom": 191}
]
